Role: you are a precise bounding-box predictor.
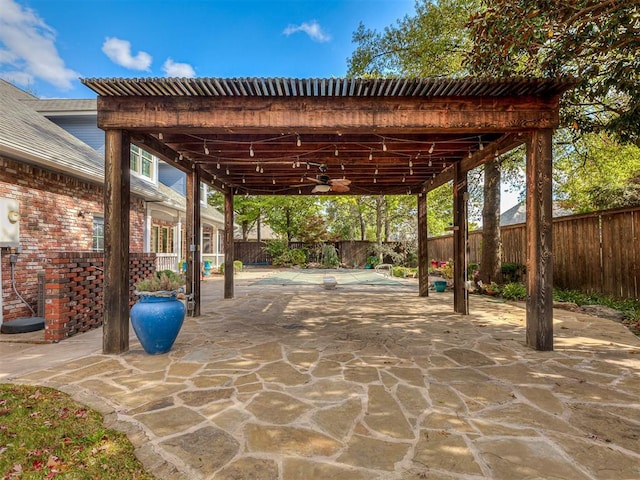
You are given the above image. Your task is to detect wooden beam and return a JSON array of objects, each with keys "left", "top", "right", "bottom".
[
  {"left": 129, "top": 132, "right": 192, "bottom": 173},
  {"left": 526, "top": 130, "right": 554, "bottom": 351},
  {"left": 423, "top": 134, "right": 525, "bottom": 193},
  {"left": 453, "top": 162, "right": 469, "bottom": 315},
  {"left": 224, "top": 190, "right": 235, "bottom": 299},
  {"left": 418, "top": 193, "right": 429, "bottom": 297},
  {"left": 103, "top": 129, "right": 130, "bottom": 354},
  {"left": 97, "top": 96, "right": 561, "bottom": 133}
]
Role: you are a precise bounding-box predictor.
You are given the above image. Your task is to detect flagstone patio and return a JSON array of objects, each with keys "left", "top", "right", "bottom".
[{"left": 4, "top": 269, "right": 640, "bottom": 479}]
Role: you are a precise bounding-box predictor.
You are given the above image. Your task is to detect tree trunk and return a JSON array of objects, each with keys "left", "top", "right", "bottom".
[
  {"left": 286, "top": 208, "right": 292, "bottom": 243},
  {"left": 256, "top": 215, "right": 261, "bottom": 242},
  {"left": 242, "top": 220, "right": 250, "bottom": 241},
  {"left": 376, "top": 195, "right": 384, "bottom": 261},
  {"left": 480, "top": 157, "right": 502, "bottom": 284},
  {"left": 357, "top": 198, "right": 366, "bottom": 240}
]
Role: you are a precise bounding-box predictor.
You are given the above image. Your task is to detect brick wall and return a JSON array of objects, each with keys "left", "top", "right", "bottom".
[
  {"left": 44, "top": 252, "right": 156, "bottom": 342},
  {"left": 1, "top": 156, "right": 146, "bottom": 322}
]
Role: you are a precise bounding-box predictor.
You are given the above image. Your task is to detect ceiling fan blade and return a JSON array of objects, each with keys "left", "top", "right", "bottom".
[
  {"left": 330, "top": 178, "right": 352, "bottom": 186},
  {"left": 305, "top": 177, "right": 323, "bottom": 184},
  {"left": 331, "top": 183, "right": 350, "bottom": 193}
]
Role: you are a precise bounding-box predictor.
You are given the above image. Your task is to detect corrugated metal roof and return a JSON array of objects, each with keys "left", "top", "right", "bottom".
[
  {"left": 81, "top": 77, "right": 576, "bottom": 98},
  {"left": 0, "top": 79, "right": 164, "bottom": 202}
]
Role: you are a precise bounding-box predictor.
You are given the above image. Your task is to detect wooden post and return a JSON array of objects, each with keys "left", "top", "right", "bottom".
[
  {"left": 418, "top": 193, "right": 429, "bottom": 297},
  {"left": 103, "top": 129, "right": 130, "bottom": 354},
  {"left": 526, "top": 130, "right": 554, "bottom": 350},
  {"left": 453, "top": 162, "right": 469, "bottom": 314},
  {"left": 185, "top": 169, "right": 202, "bottom": 315},
  {"left": 224, "top": 190, "right": 234, "bottom": 299}
]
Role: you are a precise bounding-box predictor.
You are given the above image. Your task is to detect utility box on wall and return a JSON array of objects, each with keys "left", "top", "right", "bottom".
[{"left": 0, "top": 198, "right": 20, "bottom": 248}]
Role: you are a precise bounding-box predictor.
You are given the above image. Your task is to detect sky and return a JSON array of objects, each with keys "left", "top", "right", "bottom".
[
  {"left": 0, "top": 0, "right": 416, "bottom": 98},
  {"left": 0, "top": 0, "right": 521, "bottom": 212}
]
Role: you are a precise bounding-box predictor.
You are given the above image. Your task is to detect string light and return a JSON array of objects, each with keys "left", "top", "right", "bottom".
[
  {"left": 374, "top": 165, "right": 378, "bottom": 175},
  {"left": 213, "top": 174, "right": 217, "bottom": 180},
  {"left": 369, "top": 150, "right": 373, "bottom": 161},
  {"left": 292, "top": 161, "right": 296, "bottom": 168},
  {"left": 428, "top": 142, "right": 435, "bottom": 154},
  {"left": 242, "top": 176, "right": 245, "bottom": 183},
  {"left": 298, "top": 188, "right": 301, "bottom": 194},
  {"left": 307, "top": 163, "right": 310, "bottom": 170},
  {"left": 179, "top": 154, "right": 183, "bottom": 160},
  {"left": 334, "top": 145, "right": 339, "bottom": 156},
  {"left": 410, "top": 168, "right": 414, "bottom": 175},
  {"left": 217, "top": 160, "right": 221, "bottom": 169},
  {"left": 250, "top": 143, "right": 255, "bottom": 157},
  {"left": 382, "top": 138, "right": 387, "bottom": 151},
  {"left": 468, "top": 149, "right": 472, "bottom": 159},
  {"left": 297, "top": 134, "right": 301, "bottom": 147},
  {"left": 256, "top": 163, "right": 260, "bottom": 172},
  {"left": 402, "top": 175, "right": 406, "bottom": 183},
  {"left": 273, "top": 178, "right": 276, "bottom": 185},
  {"left": 158, "top": 132, "right": 163, "bottom": 140},
  {"left": 260, "top": 166, "right": 264, "bottom": 174},
  {"left": 409, "top": 158, "right": 413, "bottom": 168},
  {"left": 300, "top": 177, "right": 304, "bottom": 183},
  {"left": 374, "top": 177, "right": 377, "bottom": 184},
  {"left": 204, "top": 141, "right": 209, "bottom": 155},
  {"left": 479, "top": 136, "right": 484, "bottom": 150},
  {"left": 428, "top": 158, "right": 432, "bottom": 167},
  {"left": 341, "top": 163, "right": 345, "bottom": 171},
  {"left": 226, "top": 167, "right": 230, "bottom": 175},
  {"left": 296, "top": 158, "right": 300, "bottom": 168}
]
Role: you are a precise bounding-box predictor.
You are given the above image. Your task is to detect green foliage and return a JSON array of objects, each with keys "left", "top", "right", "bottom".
[
  {"left": 554, "top": 133, "right": 640, "bottom": 212},
  {"left": 272, "top": 248, "right": 307, "bottom": 267},
  {"left": 553, "top": 289, "right": 640, "bottom": 330},
  {"left": 501, "top": 282, "right": 527, "bottom": 300},
  {"left": 321, "top": 244, "right": 340, "bottom": 268},
  {"left": 366, "top": 255, "right": 380, "bottom": 267},
  {"left": 392, "top": 266, "right": 418, "bottom": 278},
  {"left": 0, "top": 384, "right": 153, "bottom": 479},
  {"left": 261, "top": 196, "right": 322, "bottom": 242},
  {"left": 209, "top": 193, "right": 264, "bottom": 241},
  {"left": 135, "top": 271, "right": 185, "bottom": 292},
  {"left": 263, "top": 239, "right": 289, "bottom": 258},
  {"left": 466, "top": 0, "right": 640, "bottom": 144},
  {"left": 348, "top": 0, "right": 480, "bottom": 77},
  {"left": 440, "top": 261, "right": 454, "bottom": 279},
  {"left": 219, "top": 261, "right": 243, "bottom": 274},
  {"left": 501, "top": 262, "right": 525, "bottom": 283}
]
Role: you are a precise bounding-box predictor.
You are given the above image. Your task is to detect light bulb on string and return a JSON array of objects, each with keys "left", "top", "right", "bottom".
[
  {"left": 478, "top": 136, "right": 483, "bottom": 150},
  {"left": 410, "top": 168, "right": 414, "bottom": 175},
  {"left": 296, "top": 158, "right": 300, "bottom": 168},
  {"left": 298, "top": 188, "right": 301, "bottom": 194},
  {"left": 226, "top": 167, "right": 230, "bottom": 175},
  {"left": 292, "top": 161, "right": 296, "bottom": 168},
  {"left": 249, "top": 143, "right": 255, "bottom": 157},
  {"left": 213, "top": 174, "right": 217, "bottom": 180},
  {"left": 296, "top": 135, "right": 301, "bottom": 147},
  {"left": 373, "top": 177, "right": 377, "bottom": 184},
  {"left": 158, "top": 132, "right": 163, "bottom": 140},
  {"left": 204, "top": 141, "right": 209, "bottom": 155},
  {"left": 428, "top": 142, "right": 435, "bottom": 154},
  {"left": 242, "top": 176, "right": 245, "bottom": 184},
  {"left": 402, "top": 175, "right": 406, "bottom": 183},
  {"left": 217, "top": 160, "right": 221, "bottom": 169},
  {"left": 409, "top": 158, "right": 413, "bottom": 168},
  {"left": 369, "top": 150, "right": 373, "bottom": 161},
  {"left": 428, "top": 158, "right": 432, "bottom": 167},
  {"left": 468, "top": 149, "right": 472, "bottom": 159},
  {"left": 334, "top": 146, "right": 339, "bottom": 156},
  {"left": 341, "top": 163, "right": 345, "bottom": 171},
  {"left": 260, "top": 166, "right": 264, "bottom": 174},
  {"left": 374, "top": 166, "right": 378, "bottom": 175},
  {"left": 382, "top": 138, "right": 387, "bottom": 152},
  {"left": 300, "top": 177, "right": 304, "bottom": 183},
  {"left": 307, "top": 163, "right": 310, "bottom": 170},
  {"left": 272, "top": 178, "right": 276, "bottom": 185},
  {"left": 256, "top": 163, "right": 260, "bottom": 172},
  {"left": 179, "top": 154, "right": 183, "bottom": 160}
]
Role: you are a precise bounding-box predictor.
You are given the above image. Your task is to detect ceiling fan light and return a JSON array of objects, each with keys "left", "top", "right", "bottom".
[{"left": 312, "top": 184, "right": 331, "bottom": 193}]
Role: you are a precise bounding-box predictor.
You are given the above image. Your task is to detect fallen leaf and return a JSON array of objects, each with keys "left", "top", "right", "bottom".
[{"left": 46, "top": 454, "right": 62, "bottom": 468}]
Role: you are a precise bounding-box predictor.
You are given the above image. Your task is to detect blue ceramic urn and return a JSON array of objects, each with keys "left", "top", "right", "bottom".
[{"left": 130, "top": 293, "right": 185, "bottom": 354}]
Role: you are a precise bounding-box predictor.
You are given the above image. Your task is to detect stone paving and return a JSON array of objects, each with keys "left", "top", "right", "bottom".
[{"left": 3, "top": 269, "right": 640, "bottom": 479}]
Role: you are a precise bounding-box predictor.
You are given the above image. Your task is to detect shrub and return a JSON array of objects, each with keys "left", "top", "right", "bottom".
[
  {"left": 219, "top": 260, "right": 243, "bottom": 273},
  {"left": 272, "top": 248, "right": 307, "bottom": 267},
  {"left": 501, "top": 282, "right": 527, "bottom": 300},
  {"left": 135, "top": 271, "right": 184, "bottom": 292},
  {"left": 321, "top": 244, "right": 340, "bottom": 268},
  {"left": 501, "top": 262, "right": 525, "bottom": 283}
]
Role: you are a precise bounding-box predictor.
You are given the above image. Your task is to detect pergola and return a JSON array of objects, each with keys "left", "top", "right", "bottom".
[{"left": 82, "top": 76, "right": 575, "bottom": 354}]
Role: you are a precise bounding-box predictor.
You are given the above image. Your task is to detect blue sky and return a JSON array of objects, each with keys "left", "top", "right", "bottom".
[{"left": 0, "top": 0, "right": 415, "bottom": 99}]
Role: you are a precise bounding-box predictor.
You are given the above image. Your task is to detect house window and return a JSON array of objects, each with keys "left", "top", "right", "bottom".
[
  {"left": 151, "top": 225, "right": 174, "bottom": 253},
  {"left": 202, "top": 232, "right": 212, "bottom": 254},
  {"left": 217, "top": 230, "right": 225, "bottom": 254},
  {"left": 130, "top": 145, "right": 155, "bottom": 181},
  {"left": 92, "top": 216, "right": 104, "bottom": 251}
]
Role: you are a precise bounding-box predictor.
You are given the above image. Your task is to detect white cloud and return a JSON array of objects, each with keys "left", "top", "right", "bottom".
[
  {"left": 283, "top": 20, "right": 331, "bottom": 43},
  {"left": 162, "top": 58, "right": 195, "bottom": 78},
  {"left": 102, "top": 37, "right": 152, "bottom": 71},
  {"left": 0, "top": 0, "right": 79, "bottom": 90}
]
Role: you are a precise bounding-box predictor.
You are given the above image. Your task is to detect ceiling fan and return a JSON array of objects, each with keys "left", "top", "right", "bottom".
[{"left": 303, "top": 163, "right": 352, "bottom": 193}]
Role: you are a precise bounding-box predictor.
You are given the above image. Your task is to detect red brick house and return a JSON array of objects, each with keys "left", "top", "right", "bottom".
[{"left": 0, "top": 80, "right": 227, "bottom": 338}]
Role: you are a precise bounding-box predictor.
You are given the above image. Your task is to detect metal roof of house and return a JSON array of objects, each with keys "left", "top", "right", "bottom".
[
  {"left": 0, "top": 80, "right": 163, "bottom": 201},
  {"left": 82, "top": 76, "right": 574, "bottom": 98}
]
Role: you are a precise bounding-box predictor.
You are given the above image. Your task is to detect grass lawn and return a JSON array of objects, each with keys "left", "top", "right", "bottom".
[{"left": 0, "top": 384, "right": 153, "bottom": 479}]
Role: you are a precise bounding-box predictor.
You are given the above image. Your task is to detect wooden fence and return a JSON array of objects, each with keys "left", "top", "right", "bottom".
[{"left": 428, "top": 206, "right": 639, "bottom": 299}]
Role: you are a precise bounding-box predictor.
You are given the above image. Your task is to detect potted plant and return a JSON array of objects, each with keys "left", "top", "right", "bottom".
[{"left": 130, "top": 271, "right": 186, "bottom": 354}]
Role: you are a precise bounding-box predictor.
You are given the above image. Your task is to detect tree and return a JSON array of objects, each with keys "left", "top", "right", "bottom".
[
  {"left": 466, "top": 0, "right": 640, "bottom": 144},
  {"left": 208, "top": 193, "right": 262, "bottom": 241},
  {"left": 261, "top": 196, "right": 321, "bottom": 242}
]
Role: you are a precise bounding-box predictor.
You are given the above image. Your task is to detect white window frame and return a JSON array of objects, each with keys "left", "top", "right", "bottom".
[{"left": 130, "top": 145, "right": 157, "bottom": 183}]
